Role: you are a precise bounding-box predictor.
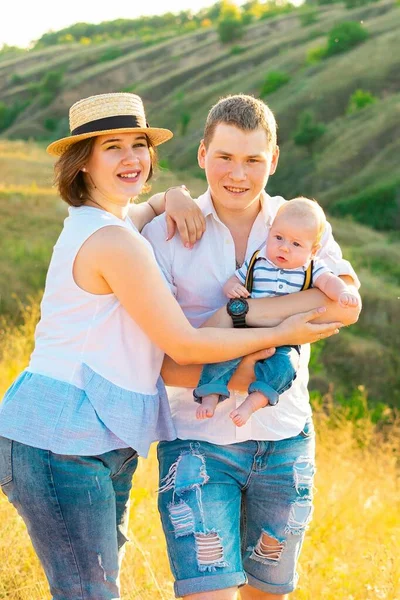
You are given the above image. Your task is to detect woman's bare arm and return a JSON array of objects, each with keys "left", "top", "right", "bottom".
[
  {"left": 86, "top": 227, "right": 341, "bottom": 365},
  {"left": 206, "top": 276, "right": 360, "bottom": 332}
]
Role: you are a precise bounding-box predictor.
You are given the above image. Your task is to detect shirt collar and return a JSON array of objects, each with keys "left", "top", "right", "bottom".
[{"left": 196, "top": 188, "right": 217, "bottom": 219}]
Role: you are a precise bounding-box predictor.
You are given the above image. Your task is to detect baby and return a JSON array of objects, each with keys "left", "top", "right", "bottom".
[{"left": 194, "top": 197, "right": 359, "bottom": 426}]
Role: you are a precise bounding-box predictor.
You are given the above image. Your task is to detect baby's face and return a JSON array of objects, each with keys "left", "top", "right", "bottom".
[{"left": 266, "top": 214, "right": 318, "bottom": 269}]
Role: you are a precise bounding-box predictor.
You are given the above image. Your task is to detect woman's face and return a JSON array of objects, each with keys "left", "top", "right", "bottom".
[{"left": 84, "top": 132, "right": 151, "bottom": 205}]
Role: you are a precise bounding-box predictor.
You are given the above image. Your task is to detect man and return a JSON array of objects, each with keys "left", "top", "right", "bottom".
[{"left": 143, "top": 94, "right": 360, "bottom": 600}]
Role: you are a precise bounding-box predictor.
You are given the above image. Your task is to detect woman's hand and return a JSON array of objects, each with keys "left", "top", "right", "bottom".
[
  {"left": 229, "top": 348, "right": 276, "bottom": 393},
  {"left": 164, "top": 186, "right": 206, "bottom": 248},
  {"left": 277, "top": 307, "right": 343, "bottom": 346}
]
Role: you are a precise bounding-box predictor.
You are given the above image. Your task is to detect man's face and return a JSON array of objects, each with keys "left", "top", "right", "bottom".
[{"left": 198, "top": 123, "right": 279, "bottom": 214}]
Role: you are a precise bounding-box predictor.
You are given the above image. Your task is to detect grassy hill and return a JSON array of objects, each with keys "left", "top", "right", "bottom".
[
  {"left": 0, "top": 1, "right": 399, "bottom": 405},
  {"left": 0, "top": 2, "right": 399, "bottom": 222},
  {"left": 0, "top": 139, "right": 399, "bottom": 408}
]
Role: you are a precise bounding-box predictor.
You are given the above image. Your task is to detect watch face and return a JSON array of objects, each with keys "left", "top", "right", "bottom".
[{"left": 229, "top": 298, "right": 247, "bottom": 316}]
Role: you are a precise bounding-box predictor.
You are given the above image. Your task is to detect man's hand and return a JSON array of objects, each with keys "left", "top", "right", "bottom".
[{"left": 229, "top": 348, "right": 276, "bottom": 393}]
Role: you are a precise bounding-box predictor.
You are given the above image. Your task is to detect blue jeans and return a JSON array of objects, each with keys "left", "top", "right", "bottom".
[
  {"left": 0, "top": 437, "right": 138, "bottom": 600},
  {"left": 157, "top": 419, "right": 316, "bottom": 597},
  {"left": 194, "top": 345, "right": 300, "bottom": 405}
]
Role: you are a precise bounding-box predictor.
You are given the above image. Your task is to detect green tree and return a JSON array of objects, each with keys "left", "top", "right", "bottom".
[
  {"left": 217, "top": 0, "right": 244, "bottom": 43},
  {"left": 293, "top": 110, "right": 326, "bottom": 153},
  {"left": 326, "top": 21, "right": 368, "bottom": 57}
]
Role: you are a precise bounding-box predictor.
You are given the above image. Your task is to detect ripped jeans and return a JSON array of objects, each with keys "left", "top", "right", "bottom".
[
  {"left": 157, "top": 419, "right": 315, "bottom": 598},
  {"left": 0, "top": 437, "right": 138, "bottom": 600}
]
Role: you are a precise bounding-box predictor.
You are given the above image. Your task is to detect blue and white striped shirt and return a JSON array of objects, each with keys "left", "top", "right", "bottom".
[{"left": 236, "top": 244, "right": 331, "bottom": 298}]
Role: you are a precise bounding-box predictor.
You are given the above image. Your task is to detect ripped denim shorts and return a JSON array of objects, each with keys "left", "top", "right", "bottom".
[{"left": 157, "top": 419, "right": 316, "bottom": 598}]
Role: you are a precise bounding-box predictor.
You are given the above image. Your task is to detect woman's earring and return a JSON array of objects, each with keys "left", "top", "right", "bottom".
[{"left": 82, "top": 167, "right": 87, "bottom": 172}]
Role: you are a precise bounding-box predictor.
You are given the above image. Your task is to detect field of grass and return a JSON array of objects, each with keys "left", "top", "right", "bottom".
[{"left": 0, "top": 306, "right": 399, "bottom": 599}]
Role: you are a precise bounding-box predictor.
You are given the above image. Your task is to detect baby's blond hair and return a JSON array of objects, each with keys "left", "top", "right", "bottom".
[{"left": 275, "top": 196, "right": 326, "bottom": 244}]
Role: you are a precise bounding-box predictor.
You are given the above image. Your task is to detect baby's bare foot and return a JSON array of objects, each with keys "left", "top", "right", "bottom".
[
  {"left": 196, "top": 394, "right": 219, "bottom": 420},
  {"left": 230, "top": 405, "right": 253, "bottom": 427},
  {"left": 230, "top": 391, "right": 268, "bottom": 427}
]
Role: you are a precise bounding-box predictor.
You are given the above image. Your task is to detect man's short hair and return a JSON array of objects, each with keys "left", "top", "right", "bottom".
[{"left": 203, "top": 94, "right": 277, "bottom": 151}]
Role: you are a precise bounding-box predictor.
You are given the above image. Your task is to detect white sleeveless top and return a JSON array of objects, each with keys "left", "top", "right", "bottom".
[{"left": 29, "top": 206, "right": 163, "bottom": 394}]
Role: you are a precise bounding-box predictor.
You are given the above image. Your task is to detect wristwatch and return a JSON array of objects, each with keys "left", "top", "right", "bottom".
[{"left": 227, "top": 298, "right": 249, "bottom": 328}]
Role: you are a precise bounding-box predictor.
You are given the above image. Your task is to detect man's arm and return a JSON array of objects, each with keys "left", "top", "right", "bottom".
[
  {"left": 205, "top": 278, "right": 360, "bottom": 330},
  {"left": 161, "top": 348, "right": 275, "bottom": 391}
]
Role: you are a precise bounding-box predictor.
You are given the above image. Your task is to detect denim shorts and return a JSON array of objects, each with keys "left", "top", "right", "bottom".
[
  {"left": 0, "top": 437, "right": 138, "bottom": 600},
  {"left": 157, "top": 419, "right": 315, "bottom": 597}
]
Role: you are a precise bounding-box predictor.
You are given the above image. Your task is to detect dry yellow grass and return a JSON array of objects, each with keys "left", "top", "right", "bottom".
[{"left": 0, "top": 306, "right": 399, "bottom": 600}]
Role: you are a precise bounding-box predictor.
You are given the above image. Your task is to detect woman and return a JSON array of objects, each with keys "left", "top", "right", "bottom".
[{"left": 0, "top": 92, "right": 341, "bottom": 600}]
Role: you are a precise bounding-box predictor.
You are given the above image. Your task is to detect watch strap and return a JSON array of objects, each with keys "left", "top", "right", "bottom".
[{"left": 232, "top": 313, "right": 248, "bottom": 329}]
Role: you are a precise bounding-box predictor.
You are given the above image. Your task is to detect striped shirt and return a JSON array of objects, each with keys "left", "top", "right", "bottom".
[{"left": 236, "top": 244, "right": 332, "bottom": 298}]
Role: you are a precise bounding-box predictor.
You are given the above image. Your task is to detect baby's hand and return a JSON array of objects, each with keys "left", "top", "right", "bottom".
[
  {"left": 339, "top": 291, "right": 360, "bottom": 308},
  {"left": 225, "top": 281, "right": 251, "bottom": 299}
]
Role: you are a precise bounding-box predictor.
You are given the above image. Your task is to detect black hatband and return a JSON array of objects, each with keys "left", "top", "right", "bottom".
[{"left": 71, "top": 115, "right": 148, "bottom": 136}]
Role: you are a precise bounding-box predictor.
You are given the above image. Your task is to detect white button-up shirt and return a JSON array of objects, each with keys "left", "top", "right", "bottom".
[{"left": 143, "top": 190, "right": 359, "bottom": 444}]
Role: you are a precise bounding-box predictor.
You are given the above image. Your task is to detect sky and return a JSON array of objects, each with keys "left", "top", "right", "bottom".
[{"left": 1, "top": 0, "right": 244, "bottom": 48}]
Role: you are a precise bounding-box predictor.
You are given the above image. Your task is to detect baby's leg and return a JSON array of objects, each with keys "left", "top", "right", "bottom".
[
  {"left": 230, "top": 391, "right": 268, "bottom": 427},
  {"left": 196, "top": 394, "right": 220, "bottom": 419}
]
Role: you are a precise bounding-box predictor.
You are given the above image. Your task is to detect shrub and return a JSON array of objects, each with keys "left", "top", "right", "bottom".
[
  {"left": 345, "top": 0, "right": 376, "bottom": 8},
  {"left": 180, "top": 111, "right": 191, "bottom": 136},
  {"left": 217, "top": 0, "right": 244, "bottom": 43},
  {"left": 99, "top": 47, "right": 124, "bottom": 62},
  {"left": 293, "top": 110, "right": 326, "bottom": 152},
  {"left": 0, "top": 100, "right": 29, "bottom": 133},
  {"left": 325, "top": 21, "right": 368, "bottom": 57},
  {"left": 330, "top": 178, "right": 400, "bottom": 231},
  {"left": 347, "top": 89, "right": 377, "bottom": 113},
  {"left": 9, "top": 73, "right": 23, "bottom": 85},
  {"left": 306, "top": 45, "right": 327, "bottom": 64},
  {"left": 230, "top": 44, "right": 245, "bottom": 55},
  {"left": 41, "top": 70, "right": 63, "bottom": 94},
  {"left": 299, "top": 7, "right": 319, "bottom": 26},
  {"left": 44, "top": 118, "right": 57, "bottom": 131},
  {"left": 260, "top": 71, "right": 290, "bottom": 96}
]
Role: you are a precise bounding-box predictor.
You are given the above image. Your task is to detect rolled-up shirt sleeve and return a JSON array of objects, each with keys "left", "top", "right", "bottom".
[
  {"left": 142, "top": 216, "right": 178, "bottom": 297},
  {"left": 317, "top": 220, "right": 360, "bottom": 289}
]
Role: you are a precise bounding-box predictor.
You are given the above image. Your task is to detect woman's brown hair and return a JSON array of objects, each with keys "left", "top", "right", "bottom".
[{"left": 54, "top": 136, "right": 157, "bottom": 207}]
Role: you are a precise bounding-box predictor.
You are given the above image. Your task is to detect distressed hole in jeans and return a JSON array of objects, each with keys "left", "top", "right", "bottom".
[
  {"left": 168, "top": 499, "right": 195, "bottom": 538},
  {"left": 194, "top": 531, "right": 229, "bottom": 572},
  {"left": 159, "top": 445, "right": 209, "bottom": 495},
  {"left": 250, "top": 531, "right": 285, "bottom": 564},
  {"left": 286, "top": 501, "right": 314, "bottom": 535},
  {"left": 293, "top": 457, "right": 315, "bottom": 497},
  {"left": 97, "top": 553, "right": 107, "bottom": 581}
]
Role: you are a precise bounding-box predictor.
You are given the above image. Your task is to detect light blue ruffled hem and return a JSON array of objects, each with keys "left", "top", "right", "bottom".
[{"left": 0, "top": 365, "right": 176, "bottom": 457}]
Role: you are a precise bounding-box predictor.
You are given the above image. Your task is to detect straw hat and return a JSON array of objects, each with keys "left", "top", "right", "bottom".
[{"left": 46, "top": 92, "right": 173, "bottom": 156}]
